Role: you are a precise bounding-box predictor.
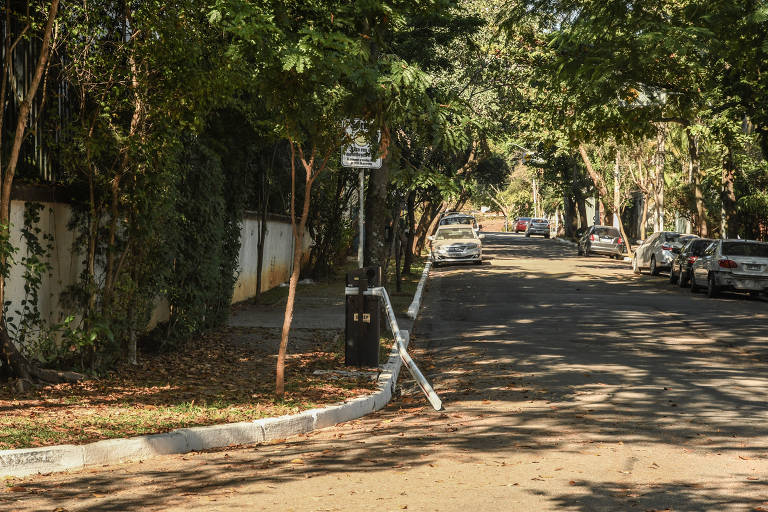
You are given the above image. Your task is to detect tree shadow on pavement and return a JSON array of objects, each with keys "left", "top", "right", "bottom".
[{"left": 6, "top": 234, "right": 768, "bottom": 511}]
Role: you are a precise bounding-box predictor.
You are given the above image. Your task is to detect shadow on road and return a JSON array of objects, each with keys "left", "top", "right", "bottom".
[{"left": 6, "top": 232, "right": 768, "bottom": 511}]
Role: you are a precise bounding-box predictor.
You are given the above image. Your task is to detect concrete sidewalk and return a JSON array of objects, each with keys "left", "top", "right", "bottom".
[{"left": 0, "top": 288, "right": 422, "bottom": 478}]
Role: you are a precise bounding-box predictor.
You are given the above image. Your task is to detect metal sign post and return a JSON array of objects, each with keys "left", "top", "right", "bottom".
[
  {"left": 358, "top": 168, "right": 364, "bottom": 268},
  {"left": 341, "top": 119, "right": 382, "bottom": 269}
]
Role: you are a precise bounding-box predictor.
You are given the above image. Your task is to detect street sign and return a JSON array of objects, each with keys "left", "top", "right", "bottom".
[{"left": 341, "top": 119, "right": 382, "bottom": 169}]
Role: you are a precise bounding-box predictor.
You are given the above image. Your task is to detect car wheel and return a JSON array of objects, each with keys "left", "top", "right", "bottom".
[
  {"left": 432, "top": 261, "right": 439, "bottom": 268},
  {"left": 545, "top": 234, "right": 550, "bottom": 239},
  {"left": 678, "top": 270, "right": 689, "bottom": 288},
  {"left": 650, "top": 256, "right": 659, "bottom": 275},
  {"left": 707, "top": 273, "right": 720, "bottom": 298},
  {"left": 525, "top": 233, "right": 530, "bottom": 238},
  {"left": 632, "top": 254, "right": 640, "bottom": 274}
]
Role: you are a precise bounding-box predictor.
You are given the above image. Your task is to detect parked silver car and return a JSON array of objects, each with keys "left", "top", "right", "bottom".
[
  {"left": 632, "top": 231, "right": 698, "bottom": 275},
  {"left": 525, "top": 218, "right": 550, "bottom": 238},
  {"left": 577, "top": 225, "right": 625, "bottom": 259},
  {"left": 690, "top": 239, "right": 768, "bottom": 298},
  {"left": 429, "top": 226, "right": 483, "bottom": 267}
]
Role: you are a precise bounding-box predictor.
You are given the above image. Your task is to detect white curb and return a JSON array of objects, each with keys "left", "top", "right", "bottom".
[
  {"left": 0, "top": 330, "right": 412, "bottom": 478},
  {"left": 407, "top": 262, "right": 432, "bottom": 319}
]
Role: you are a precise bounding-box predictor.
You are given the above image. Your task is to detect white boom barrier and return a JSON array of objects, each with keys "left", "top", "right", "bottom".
[
  {"left": 345, "top": 285, "right": 443, "bottom": 411},
  {"left": 407, "top": 262, "right": 431, "bottom": 319}
]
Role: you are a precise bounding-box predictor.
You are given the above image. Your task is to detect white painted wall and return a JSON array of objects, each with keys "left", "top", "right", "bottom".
[
  {"left": 6, "top": 200, "right": 84, "bottom": 329},
  {"left": 232, "top": 212, "right": 311, "bottom": 303},
  {"left": 5, "top": 202, "right": 306, "bottom": 335}
]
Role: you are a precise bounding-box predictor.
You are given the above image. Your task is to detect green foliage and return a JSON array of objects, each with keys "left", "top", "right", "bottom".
[
  {"left": 159, "top": 111, "right": 253, "bottom": 347},
  {"left": 307, "top": 169, "right": 357, "bottom": 280}
]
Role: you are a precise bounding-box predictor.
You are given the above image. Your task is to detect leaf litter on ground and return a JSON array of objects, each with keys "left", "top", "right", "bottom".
[{"left": 0, "top": 326, "right": 378, "bottom": 450}]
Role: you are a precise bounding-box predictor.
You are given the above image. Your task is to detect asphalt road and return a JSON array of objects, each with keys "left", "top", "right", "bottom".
[{"left": 7, "top": 233, "right": 768, "bottom": 511}]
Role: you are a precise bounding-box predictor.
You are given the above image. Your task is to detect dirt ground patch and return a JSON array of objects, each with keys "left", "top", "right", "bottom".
[{"left": 0, "top": 327, "right": 379, "bottom": 450}]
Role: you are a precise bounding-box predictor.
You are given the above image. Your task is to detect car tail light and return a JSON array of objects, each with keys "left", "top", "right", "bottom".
[
  {"left": 590, "top": 234, "right": 597, "bottom": 241},
  {"left": 661, "top": 244, "right": 673, "bottom": 251},
  {"left": 687, "top": 256, "right": 697, "bottom": 264},
  {"left": 718, "top": 259, "right": 738, "bottom": 269},
  {"left": 617, "top": 237, "right": 623, "bottom": 244}
]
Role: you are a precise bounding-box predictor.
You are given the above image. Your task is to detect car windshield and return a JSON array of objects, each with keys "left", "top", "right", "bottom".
[
  {"left": 662, "top": 233, "right": 682, "bottom": 242},
  {"left": 518, "top": 217, "right": 531, "bottom": 222},
  {"left": 440, "top": 216, "right": 474, "bottom": 226},
  {"left": 531, "top": 218, "right": 548, "bottom": 224},
  {"left": 435, "top": 228, "right": 475, "bottom": 240},
  {"left": 594, "top": 227, "right": 619, "bottom": 237},
  {"left": 688, "top": 240, "right": 712, "bottom": 256},
  {"left": 722, "top": 241, "right": 768, "bottom": 258}
]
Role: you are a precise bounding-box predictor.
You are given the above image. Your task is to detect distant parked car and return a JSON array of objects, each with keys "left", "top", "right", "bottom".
[
  {"left": 428, "top": 225, "right": 483, "bottom": 267},
  {"left": 514, "top": 217, "right": 532, "bottom": 233},
  {"left": 690, "top": 239, "right": 768, "bottom": 298},
  {"left": 525, "top": 218, "right": 550, "bottom": 238},
  {"left": 577, "top": 225, "right": 625, "bottom": 259},
  {"left": 632, "top": 231, "right": 698, "bottom": 275},
  {"left": 669, "top": 238, "right": 713, "bottom": 287}
]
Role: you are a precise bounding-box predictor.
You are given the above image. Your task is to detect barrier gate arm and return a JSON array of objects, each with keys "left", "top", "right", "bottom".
[{"left": 345, "top": 286, "right": 443, "bottom": 411}]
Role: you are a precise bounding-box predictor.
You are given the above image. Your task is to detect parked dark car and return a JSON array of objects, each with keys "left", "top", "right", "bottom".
[
  {"left": 577, "top": 225, "right": 625, "bottom": 259},
  {"left": 514, "top": 217, "right": 532, "bottom": 233},
  {"left": 669, "top": 238, "right": 713, "bottom": 287}
]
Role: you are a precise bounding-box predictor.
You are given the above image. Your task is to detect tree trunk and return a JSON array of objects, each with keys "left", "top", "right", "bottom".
[
  {"left": 653, "top": 124, "right": 666, "bottom": 232},
  {"left": 363, "top": 148, "right": 392, "bottom": 271},
  {"left": 641, "top": 193, "right": 649, "bottom": 240},
  {"left": 578, "top": 143, "right": 611, "bottom": 226},
  {"left": 402, "top": 190, "right": 415, "bottom": 275},
  {"left": 383, "top": 201, "right": 402, "bottom": 282},
  {"left": 276, "top": 142, "right": 327, "bottom": 397},
  {"left": 686, "top": 128, "right": 708, "bottom": 236},
  {"left": 413, "top": 200, "right": 441, "bottom": 256},
  {"left": 563, "top": 162, "right": 578, "bottom": 238},
  {"left": 0, "top": 0, "right": 62, "bottom": 384},
  {"left": 576, "top": 195, "right": 588, "bottom": 229},
  {"left": 721, "top": 143, "right": 737, "bottom": 238},
  {"left": 256, "top": 170, "right": 268, "bottom": 300}
]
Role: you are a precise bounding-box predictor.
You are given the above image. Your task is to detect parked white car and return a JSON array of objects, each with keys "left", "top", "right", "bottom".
[
  {"left": 632, "top": 231, "right": 698, "bottom": 275},
  {"left": 428, "top": 226, "right": 483, "bottom": 267},
  {"left": 690, "top": 239, "right": 768, "bottom": 298}
]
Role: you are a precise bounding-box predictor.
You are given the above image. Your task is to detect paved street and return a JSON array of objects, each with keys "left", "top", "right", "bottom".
[{"left": 8, "top": 233, "right": 768, "bottom": 511}]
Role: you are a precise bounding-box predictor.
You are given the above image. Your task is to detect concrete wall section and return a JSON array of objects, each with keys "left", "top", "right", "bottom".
[
  {"left": 6, "top": 200, "right": 84, "bottom": 329},
  {"left": 232, "top": 212, "right": 312, "bottom": 303},
  {"left": 4, "top": 202, "right": 306, "bottom": 336}
]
